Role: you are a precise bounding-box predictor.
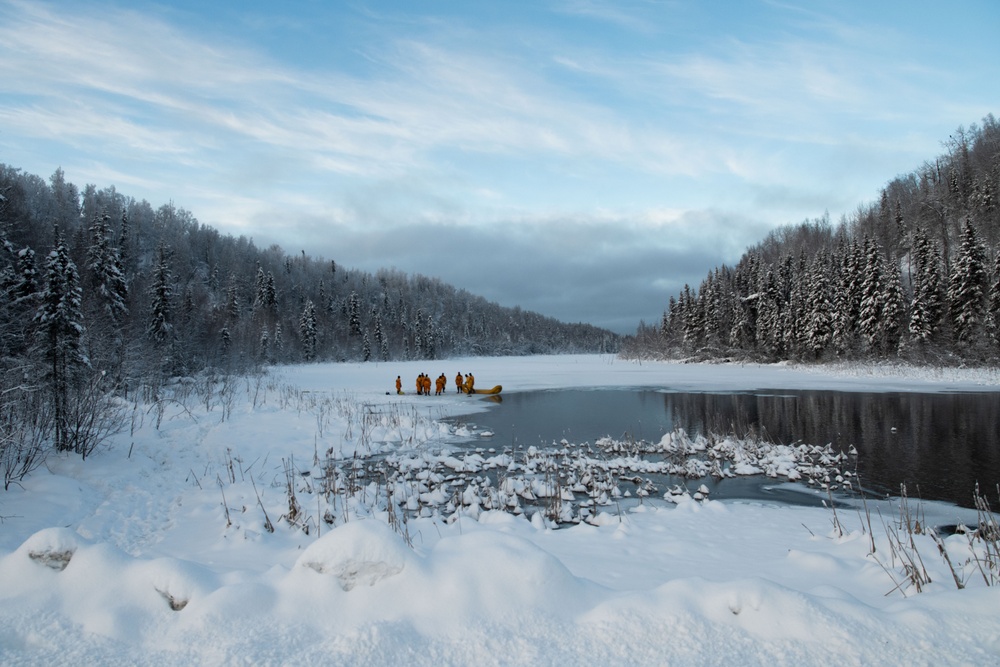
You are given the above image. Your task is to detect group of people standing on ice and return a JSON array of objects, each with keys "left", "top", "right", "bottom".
[{"left": 395, "top": 372, "right": 474, "bottom": 395}]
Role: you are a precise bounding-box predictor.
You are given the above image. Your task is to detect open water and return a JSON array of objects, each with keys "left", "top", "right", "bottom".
[{"left": 446, "top": 388, "right": 1000, "bottom": 508}]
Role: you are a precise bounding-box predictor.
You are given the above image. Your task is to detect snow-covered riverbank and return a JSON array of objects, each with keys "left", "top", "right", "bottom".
[{"left": 1, "top": 355, "right": 998, "bottom": 665}]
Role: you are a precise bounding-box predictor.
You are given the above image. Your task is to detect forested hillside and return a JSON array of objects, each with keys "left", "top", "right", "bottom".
[
  {"left": 624, "top": 115, "right": 1000, "bottom": 365},
  {"left": 0, "top": 164, "right": 616, "bottom": 476}
]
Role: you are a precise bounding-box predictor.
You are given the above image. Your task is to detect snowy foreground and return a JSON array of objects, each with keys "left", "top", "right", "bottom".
[{"left": 2, "top": 355, "right": 1000, "bottom": 666}]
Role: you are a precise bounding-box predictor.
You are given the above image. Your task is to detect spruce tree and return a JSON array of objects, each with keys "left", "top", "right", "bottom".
[
  {"left": 805, "top": 254, "right": 833, "bottom": 358},
  {"left": 265, "top": 272, "right": 277, "bottom": 311},
  {"left": 413, "top": 308, "right": 424, "bottom": 358},
  {"left": 783, "top": 255, "right": 808, "bottom": 357},
  {"left": 700, "top": 273, "right": 721, "bottom": 347},
  {"left": 86, "top": 212, "right": 128, "bottom": 323},
  {"left": 858, "top": 238, "right": 886, "bottom": 352},
  {"left": 881, "top": 256, "right": 904, "bottom": 355},
  {"left": 147, "top": 245, "right": 173, "bottom": 348},
  {"left": 300, "top": 300, "right": 318, "bottom": 361},
  {"left": 253, "top": 267, "right": 267, "bottom": 312},
  {"left": 259, "top": 328, "right": 270, "bottom": 363},
  {"left": 12, "top": 246, "right": 38, "bottom": 306},
  {"left": 948, "top": 219, "right": 988, "bottom": 345},
  {"left": 908, "top": 228, "right": 943, "bottom": 344},
  {"left": 755, "top": 270, "right": 781, "bottom": 358},
  {"left": 830, "top": 240, "right": 854, "bottom": 356},
  {"left": 226, "top": 274, "right": 240, "bottom": 322},
  {"left": 274, "top": 322, "right": 284, "bottom": 359},
  {"left": 988, "top": 251, "right": 1000, "bottom": 346},
  {"left": 373, "top": 312, "right": 385, "bottom": 358},
  {"left": 348, "top": 291, "right": 361, "bottom": 337},
  {"left": 34, "top": 227, "right": 86, "bottom": 452}
]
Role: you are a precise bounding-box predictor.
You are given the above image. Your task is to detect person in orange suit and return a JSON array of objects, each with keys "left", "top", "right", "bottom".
[
  {"left": 395, "top": 376, "right": 402, "bottom": 394},
  {"left": 455, "top": 372, "right": 464, "bottom": 393}
]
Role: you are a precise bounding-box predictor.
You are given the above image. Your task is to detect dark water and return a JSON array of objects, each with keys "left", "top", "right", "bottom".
[{"left": 448, "top": 388, "right": 1000, "bottom": 508}]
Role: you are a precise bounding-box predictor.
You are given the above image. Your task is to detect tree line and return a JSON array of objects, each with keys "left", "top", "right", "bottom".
[
  {"left": 623, "top": 115, "right": 1000, "bottom": 365},
  {"left": 0, "top": 164, "right": 618, "bottom": 480}
]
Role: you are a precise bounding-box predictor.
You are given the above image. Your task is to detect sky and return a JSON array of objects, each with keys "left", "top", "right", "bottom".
[{"left": 1, "top": 1, "right": 998, "bottom": 333}]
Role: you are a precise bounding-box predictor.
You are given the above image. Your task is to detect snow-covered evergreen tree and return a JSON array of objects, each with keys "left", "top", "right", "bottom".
[
  {"left": 12, "top": 246, "right": 38, "bottom": 306},
  {"left": 265, "top": 272, "right": 277, "bottom": 311},
  {"left": 728, "top": 296, "right": 754, "bottom": 351},
  {"left": 226, "top": 274, "right": 241, "bottom": 322},
  {"left": 348, "top": 291, "right": 361, "bottom": 337},
  {"left": 259, "top": 328, "right": 270, "bottom": 362},
  {"left": 413, "top": 308, "right": 424, "bottom": 358},
  {"left": 253, "top": 267, "right": 267, "bottom": 312},
  {"left": 948, "top": 218, "right": 988, "bottom": 345},
  {"left": 908, "top": 228, "right": 944, "bottom": 344},
  {"left": 86, "top": 212, "right": 128, "bottom": 322},
  {"left": 783, "top": 255, "right": 808, "bottom": 357},
  {"left": 804, "top": 254, "right": 833, "bottom": 357},
  {"left": 34, "top": 227, "right": 86, "bottom": 452},
  {"left": 300, "top": 299, "right": 317, "bottom": 361},
  {"left": 680, "top": 285, "right": 703, "bottom": 351},
  {"left": 117, "top": 206, "right": 134, "bottom": 276},
  {"left": 700, "top": 272, "right": 721, "bottom": 347},
  {"left": 858, "top": 238, "right": 888, "bottom": 352},
  {"left": 830, "top": 240, "right": 854, "bottom": 356},
  {"left": 423, "top": 315, "right": 436, "bottom": 360},
  {"left": 881, "top": 256, "right": 904, "bottom": 355},
  {"left": 373, "top": 312, "right": 385, "bottom": 360},
  {"left": 755, "top": 270, "right": 781, "bottom": 358},
  {"left": 147, "top": 245, "right": 173, "bottom": 348}
]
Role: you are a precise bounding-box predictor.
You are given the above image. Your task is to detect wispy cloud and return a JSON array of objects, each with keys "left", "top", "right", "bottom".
[
  {"left": 551, "top": 0, "right": 667, "bottom": 34},
  {"left": 0, "top": 0, "right": 724, "bottom": 186}
]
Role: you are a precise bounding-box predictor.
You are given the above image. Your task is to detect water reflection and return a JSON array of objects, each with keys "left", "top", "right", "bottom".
[{"left": 450, "top": 389, "right": 1000, "bottom": 508}]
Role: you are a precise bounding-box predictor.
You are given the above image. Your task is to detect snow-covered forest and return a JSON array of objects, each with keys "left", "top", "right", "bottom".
[
  {"left": 624, "top": 116, "right": 1000, "bottom": 364},
  {"left": 0, "top": 164, "right": 616, "bottom": 482}
]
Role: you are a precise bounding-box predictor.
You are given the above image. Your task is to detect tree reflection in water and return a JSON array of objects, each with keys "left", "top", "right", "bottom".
[{"left": 666, "top": 390, "right": 1000, "bottom": 506}]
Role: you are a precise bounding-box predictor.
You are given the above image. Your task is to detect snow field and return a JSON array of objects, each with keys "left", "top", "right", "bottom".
[{"left": 1, "top": 355, "right": 999, "bottom": 665}]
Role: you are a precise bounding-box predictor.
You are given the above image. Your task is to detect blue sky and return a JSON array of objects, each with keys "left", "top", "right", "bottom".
[{"left": 1, "top": 0, "right": 997, "bottom": 333}]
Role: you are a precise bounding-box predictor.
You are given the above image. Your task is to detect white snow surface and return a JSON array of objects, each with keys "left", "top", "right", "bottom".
[{"left": 2, "top": 355, "right": 999, "bottom": 666}]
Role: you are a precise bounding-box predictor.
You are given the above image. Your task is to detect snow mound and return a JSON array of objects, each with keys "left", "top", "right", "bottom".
[
  {"left": 296, "top": 519, "right": 412, "bottom": 591},
  {"left": 3, "top": 528, "right": 219, "bottom": 642},
  {"left": 425, "top": 528, "right": 599, "bottom": 621}
]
